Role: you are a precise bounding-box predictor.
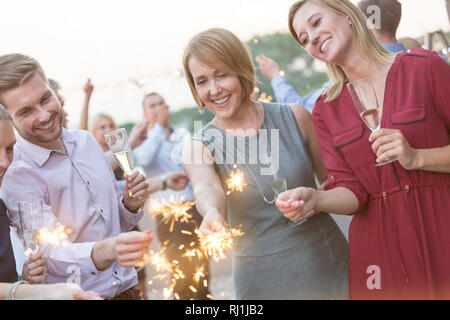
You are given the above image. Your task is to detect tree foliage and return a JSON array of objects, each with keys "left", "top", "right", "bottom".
[{"left": 247, "top": 32, "right": 328, "bottom": 99}]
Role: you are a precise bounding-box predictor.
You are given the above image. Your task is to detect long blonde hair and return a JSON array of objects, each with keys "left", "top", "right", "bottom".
[{"left": 288, "top": 0, "right": 394, "bottom": 102}]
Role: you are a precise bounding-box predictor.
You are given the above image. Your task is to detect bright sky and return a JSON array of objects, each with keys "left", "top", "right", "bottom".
[{"left": 1, "top": 0, "right": 448, "bottom": 127}]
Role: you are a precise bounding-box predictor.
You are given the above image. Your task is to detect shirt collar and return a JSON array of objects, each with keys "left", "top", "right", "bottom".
[
  {"left": 15, "top": 128, "right": 77, "bottom": 167},
  {"left": 382, "top": 43, "right": 407, "bottom": 54}
]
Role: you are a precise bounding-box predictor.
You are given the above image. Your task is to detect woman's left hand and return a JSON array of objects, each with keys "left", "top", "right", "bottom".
[{"left": 369, "top": 128, "right": 420, "bottom": 170}]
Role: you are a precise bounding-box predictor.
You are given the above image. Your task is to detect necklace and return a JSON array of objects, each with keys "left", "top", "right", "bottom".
[{"left": 211, "top": 102, "right": 281, "bottom": 204}]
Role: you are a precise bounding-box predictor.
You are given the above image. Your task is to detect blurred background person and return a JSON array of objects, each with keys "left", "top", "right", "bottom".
[
  {"left": 133, "top": 92, "right": 210, "bottom": 300},
  {"left": 357, "top": 0, "right": 406, "bottom": 53}
]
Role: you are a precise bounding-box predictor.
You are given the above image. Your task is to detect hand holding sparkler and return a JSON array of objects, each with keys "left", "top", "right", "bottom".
[
  {"left": 275, "top": 187, "right": 318, "bottom": 222},
  {"left": 91, "top": 230, "right": 153, "bottom": 271},
  {"left": 196, "top": 225, "right": 244, "bottom": 262},
  {"left": 115, "top": 230, "right": 153, "bottom": 268},
  {"left": 199, "top": 210, "right": 226, "bottom": 235}
]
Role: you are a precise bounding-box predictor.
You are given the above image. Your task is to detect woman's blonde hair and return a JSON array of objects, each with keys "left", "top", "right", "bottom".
[
  {"left": 288, "top": 0, "right": 394, "bottom": 102},
  {"left": 90, "top": 113, "right": 117, "bottom": 135},
  {"left": 182, "top": 28, "right": 256, "bottom": 112}
]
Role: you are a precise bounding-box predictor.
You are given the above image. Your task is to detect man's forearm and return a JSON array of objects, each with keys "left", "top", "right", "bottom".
[{"left": 91, "top": 238, "right": 116, "bottom": 271}]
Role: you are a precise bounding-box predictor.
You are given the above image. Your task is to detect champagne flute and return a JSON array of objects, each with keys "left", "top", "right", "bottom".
[
  {"left": 347, "top": 77, "right": 398, "bottom": 167},
  {"left": 268, "top": 168, "right": 307, "bottom": 227},
  {"left": 105, "top": 128, "right": 135, "bottom": 175},
  {"left": 18, "top": 199, "right": 43, "bottom": 254}
]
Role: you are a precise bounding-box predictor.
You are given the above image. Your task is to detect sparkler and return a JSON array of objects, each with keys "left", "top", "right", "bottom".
[
  {"left": 148, "top": 196, "right": 195, "bottom": 232},
  {"left": 225, "top": 168, "right": 247, "bottom": 196},
  {"left": 24, "top": 225, "right": 73, "bottom": 256},
  {"left": 38, "top": 225, "right": 73, "bottom": 246},
  {"left": 196, "top": 227, "right": 245, "bottom": 262}
]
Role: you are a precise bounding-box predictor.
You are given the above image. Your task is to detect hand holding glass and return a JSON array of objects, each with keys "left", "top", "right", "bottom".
[
  {"left": 347, "top": 77, "right": 398, "bottom": 167},
  {"left": 18, "top": 199, "right": 43, "bottom": 254},
  {"left": 105, "top": 128, "right": 135, "bottom": 175}
]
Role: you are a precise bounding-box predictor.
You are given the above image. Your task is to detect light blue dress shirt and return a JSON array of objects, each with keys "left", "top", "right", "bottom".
[{"left": 133, "top": 123, "right": 194, "bottom": 202}]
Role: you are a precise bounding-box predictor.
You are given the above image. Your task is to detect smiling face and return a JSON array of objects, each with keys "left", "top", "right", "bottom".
[
  {"left": 292, "top": 1, "right": 354, "bottom": 65},
  {"left": 188, "top": 55, "right": 243, "bottom": 120},
  {"left": 0, "top": 120, "right": 16, "bottom": 187},
  {"left": 0, "top": 73, "right": 63, "bottom": 149}
]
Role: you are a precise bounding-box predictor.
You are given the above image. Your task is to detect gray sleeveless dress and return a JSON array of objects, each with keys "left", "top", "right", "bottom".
[{"left": 193, "top": 102, "right": 348, "bottom": 299}]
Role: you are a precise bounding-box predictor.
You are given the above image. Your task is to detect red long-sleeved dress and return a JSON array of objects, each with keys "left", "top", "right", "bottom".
[{"left": 312, "top": 49, "right": 450, "bottom": 299}]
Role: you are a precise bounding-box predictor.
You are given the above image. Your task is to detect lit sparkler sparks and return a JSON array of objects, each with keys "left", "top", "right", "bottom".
[
  {"left": 38, "top": 225, "right": 72, "bottom": 246},
  {"left": 148, "top": 196, "right": 194, "bottom": 232},
  {"left": 226, "top": 168, "right": 247, "bottom": 195},
  {"left": 196, "top": 227, "right": 245, "bottom": 262},
  {"left": 257, "top": 92, "right": 273, "bottom": 102},
  {"left": 147, "top": 249, "right": 172, "bottom": 273}
]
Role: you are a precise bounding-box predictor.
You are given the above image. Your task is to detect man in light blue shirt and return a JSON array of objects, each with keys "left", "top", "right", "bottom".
[
  {"left": 133, "top": 92, "right": 210, "bottom": 300},
  {"left": 256, "top": 0, "right": 407, "bottom": 114}
]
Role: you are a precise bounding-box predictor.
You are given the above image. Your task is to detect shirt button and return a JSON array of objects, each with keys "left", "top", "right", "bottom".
[
  {"left": 91, "top": 272, "right": 96, "bottom": 275},
  {"left": 100, "top": 209, "right": 104, "bottom": 213},
  {"left": 114, "top": 271, "right": 118, "bottom": 275}
]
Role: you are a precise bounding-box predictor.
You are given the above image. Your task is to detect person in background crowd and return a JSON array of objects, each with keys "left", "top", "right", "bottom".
[{"left": 133, "top": 92, "right": 211, "bottom": 300}]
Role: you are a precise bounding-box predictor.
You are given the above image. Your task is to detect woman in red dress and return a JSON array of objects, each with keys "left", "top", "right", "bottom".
[{"left": 276, "top": 0, "right": 450, "bottom": 299}]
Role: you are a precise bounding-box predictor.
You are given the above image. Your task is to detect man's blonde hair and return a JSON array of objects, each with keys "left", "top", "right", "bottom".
[
  {"left": 182, "top": 28, "right": 256, "bottom": 112},
  {"left": 0, "top": 53, "right": 47, "bottom": 107},
  {"left": 288, "top": 0, "right": 394, "bottom": 102}
]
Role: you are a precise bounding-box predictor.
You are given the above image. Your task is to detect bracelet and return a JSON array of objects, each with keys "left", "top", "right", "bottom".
[
  {"left": 7, "top": 280, "right": 29, "bottom": 300},
  {"left": 318, "top": 179, "right": 328, "bottom": 191},
  {"left": 160, "top": 175, "right": 167, "bottom": 190}
]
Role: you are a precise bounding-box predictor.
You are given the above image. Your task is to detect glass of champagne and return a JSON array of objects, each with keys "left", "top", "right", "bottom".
[
  {"left": 347, "top": 77, "right": 397, "bottom": 167},
  {"left": 18, "top": 199, "right": 43, "bottom": 254},
  {"left": 269, "top": 174, "right": 307, "bottom": 227},
  {"left": 105, "top": 128, "right": 135, "bottom": 175}
]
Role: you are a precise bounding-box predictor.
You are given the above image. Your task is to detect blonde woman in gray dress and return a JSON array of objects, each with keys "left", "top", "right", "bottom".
[{"left": 181, "top": 28, "right": 348, "bottom": 299}]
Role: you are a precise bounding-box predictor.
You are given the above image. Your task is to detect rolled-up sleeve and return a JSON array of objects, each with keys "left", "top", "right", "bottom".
[
  {"left": 1, "top": 167, "right": 101, "bottom": 278},
  {"left": 133, "top": 124, "right": 167, "bottom": 167},
  {"left": 312, "top": 107, "right": 368, "bottom": 213},
  {"left": 117, "top": 194, "right": 144, "bottom": 232}
]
